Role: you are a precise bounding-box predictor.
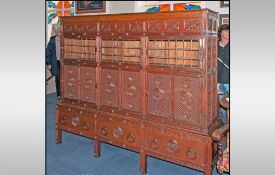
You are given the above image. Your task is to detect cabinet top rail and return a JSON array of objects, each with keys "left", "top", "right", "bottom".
[{"left": 61, "top": 8, "right": 217, "bottom": 23}]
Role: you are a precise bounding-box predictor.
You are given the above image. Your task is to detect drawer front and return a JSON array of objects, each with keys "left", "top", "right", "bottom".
[
  {"left": 58, "top": 106, "right": 95, "bottom": 138},
  {"left": 97, "top": 115, "right": 141, "bottom": 150},
  {"left": 145, "top": 124, "right": 206, "bottom": 166},
  {"left": 80, "top": 67, "right": 96, "bottom": 103}
]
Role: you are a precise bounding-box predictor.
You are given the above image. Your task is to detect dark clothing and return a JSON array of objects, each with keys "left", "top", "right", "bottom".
[
  {"left": 55, "top": 61, "right": 60, "bottom": 97},
  {"left": 46, "top": 36, "right": 60, "bottom": 96},
  {"left": 46, "top": 36, "right": 59, "bottom": 76},
  {"left": 217, "top": 42, "right": 229, "bottom": 84}
]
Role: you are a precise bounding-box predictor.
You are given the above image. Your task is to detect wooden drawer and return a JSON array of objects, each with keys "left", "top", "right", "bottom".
[
  {"left": 144, "top": 124, "right": 207, "bottom": 166},
  {"left": 58, "top": 106, "right": 95, "bottom": 138},
  {"left": 97, "top": 114, "right": 141, "bottom": 151}
]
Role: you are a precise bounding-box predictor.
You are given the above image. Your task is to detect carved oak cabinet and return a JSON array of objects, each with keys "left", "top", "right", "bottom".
[{"left": 56, "top": 9, "right": 220, "bottom": 175}]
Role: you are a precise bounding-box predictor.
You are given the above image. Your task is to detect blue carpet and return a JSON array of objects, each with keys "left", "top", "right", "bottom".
[{"left": 46, "top": 93, "right": 220, "bottom": 175}]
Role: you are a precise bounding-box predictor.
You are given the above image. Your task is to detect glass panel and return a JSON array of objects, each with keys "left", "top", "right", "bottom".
[
  {"left": 63, "top": 10, "right": 74, "bottom": 16},
  {"left": 64, "top": 1, "right": 71, "bottom": 9},
  {"left": 48, "top": 12, "right": 58, "bottom": 24},
  {"left": 47, "top": 1, "right": 62, "bottom": 10},
  {"left": 69, "top": 1, "right": 75, "bottom": 7}
]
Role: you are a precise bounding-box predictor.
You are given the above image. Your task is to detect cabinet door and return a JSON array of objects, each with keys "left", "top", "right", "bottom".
[
  {"left": 101, "top": 69, "right": 119, "bottom": 108},
  {"left": 121, "top": 71, "right": 141, "bottom": 112},
  {"left": 63, "top": 65, "right": 79, "bottom": 100},
  {"left": 80, "top": 67, "right": 96, "bottom": 103},
  {"left": 174, "top": 76, "right": 201, "bottom": 126},
  {"left": 147, "top": 73, "right": 171, "bottom": 118}
]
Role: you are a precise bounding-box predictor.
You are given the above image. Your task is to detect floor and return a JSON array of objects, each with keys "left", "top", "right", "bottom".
[{"left": 46, "top": 92, "right": 222, "bottom": 175}]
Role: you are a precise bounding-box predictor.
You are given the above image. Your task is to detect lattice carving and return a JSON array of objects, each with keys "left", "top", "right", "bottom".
[
  {"left": 165, "top": 20, "right": 179, "bottom": 31},
  {"left": 208, "top": 18, "right": 213, "bottom": 31},
  {"left": 87, "top": 23, "right": 97, "bottom": 33},
  {"left": 116, "top": 22, "right": 127, "bottom": 33},
  {"left": 147, "top": 21, "right": 161, "bottom": 32},
  {"left": 184, "top": 18, "right": 201, "bottom": 31},
  {"left": 101, "top": 69, "right": 119, "bottom": 108},
  {"left": 101, "top": 23, "right": 112, "bottom": 32},
  {"left": 122, "top": 71, "right": 141, "bottom": 112},
  {"left": 174, "top": 76, "right": 200, "bottom": 125},
  {"left": 129, "top": 21, "right": 143, "bottom": 32},
  {"left": 213, "top": 20, "right": 217, "bottom": 32},
  {"left": 80, "top": 67, "right": 96, "bottom": 103},
  {"left": 148, "top": 73, "right": 171, "bottom": 117},
  {"left": 63, "top": 24, "right": 73, "bottom": 33}
]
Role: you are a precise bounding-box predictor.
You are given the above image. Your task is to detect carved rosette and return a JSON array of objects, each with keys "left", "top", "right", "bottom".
[
  {"left": 184, "top": 18, "right": 201, "bottom": 31},
  {"left": 113, "top": 127, "right": 123, "bottom": 139}
]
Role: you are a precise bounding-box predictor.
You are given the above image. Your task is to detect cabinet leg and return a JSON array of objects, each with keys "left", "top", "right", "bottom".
[
  {"left": 94, "top": 137, "right": 101, "bottom": 158},
  {"left": 204, "top": 166, "right": 212, "bottom": 175},
  {"left": 55, "top": 129, "right": 62, "bottom": 144},
  {"left": 140, "top": 152, "right": 147, "bottom": 175}
]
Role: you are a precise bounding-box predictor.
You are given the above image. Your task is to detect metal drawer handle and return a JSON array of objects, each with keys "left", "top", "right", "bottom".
[
  {"left": 71, "top": 116, "right": 80, "bottom": 127},
  {"left": 67, "top": 82, "right": 73, "bottom": 87},
  {"left": 105, "top": 89, "right": 112, "bottom": 93},
  {"left": 61, "top": 116, "right": 67, "bottom": 124},
  {"left": 186, "top": 148, "right": 196, "bottom": 160},
  {"left": 151, "top": 139, "right": 159, "bottom": 150},
  {"left": 109, "top": 83, "right": 116, "bottom": 87},
  {"left": 126, "top": 92, "right": 134, "bottom": 97},
  {"left": 101, "top": 127, "right": 108, "bottom": 136},
  {"left": 83, "top": 122, "right": 90, "bottom": 130},
  {"left": 127, "top": 134, "right": 135, "bottom": 143}
]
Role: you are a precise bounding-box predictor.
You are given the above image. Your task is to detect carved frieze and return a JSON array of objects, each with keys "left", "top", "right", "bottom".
[
  {"left": 165, "top": 20, "right": 180, "bottom": 31},
  {"left": 129, "top": 21, "right": 143, "bottom": 32},
  {"left": 101, "top": 22, "right": 112, "bottom": 32},
  {"left": 183, "top": 18, "right": 201, "bottom": 31},
  {"left": 147, "top": 21, "right": 161, "bottom": 32}
]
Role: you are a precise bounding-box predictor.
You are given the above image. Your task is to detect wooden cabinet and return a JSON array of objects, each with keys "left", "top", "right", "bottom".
[{"left": 56, "top": 9, "right": 220, "bottom": 175}]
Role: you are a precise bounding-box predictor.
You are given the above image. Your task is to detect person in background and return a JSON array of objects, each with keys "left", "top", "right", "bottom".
[
  {"left": 217, "top": 24, "right": 229, "bottom": 124},
  {"left": 46, "top": 24, "right": 61, "bottom": 97}
]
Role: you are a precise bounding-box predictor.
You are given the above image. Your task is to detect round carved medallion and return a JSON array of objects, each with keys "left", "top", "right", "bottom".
[{"left": 113, "top": 127, "right": 123, "bottom": 139}]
